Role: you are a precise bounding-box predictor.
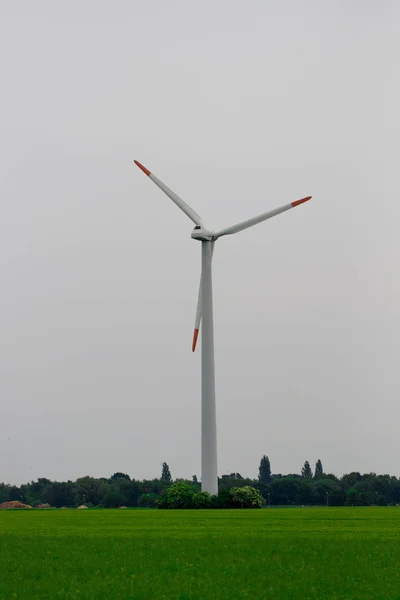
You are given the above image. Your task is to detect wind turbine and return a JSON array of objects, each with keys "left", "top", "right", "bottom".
[{"left": 134, "top": 159, "right": 311, "bottom": 495}]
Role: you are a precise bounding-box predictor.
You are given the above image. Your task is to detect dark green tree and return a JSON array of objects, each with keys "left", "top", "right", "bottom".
[
  {"left": 42, "top": 481, "right": 75, "bottom": 507},
  {"left": 218, "top": 477, "right": 255, "bottom": 494},
  {"left": 314, "top": 459, "right": 324, "bottom": 479},
  {"left": 104, "top": 491, "right": 127, "bottom": 508},
  {"left": 137, "top": 493, "right": 159, "bottom": 508},
  {"left": 192, "top": 475, "right": 198, "bottom": 483},
  {"left": 310, "top": 478, "right": 341, "bottom": 505},
  {"left": 258, "top": 455, "right": 272, "bottom": 484},
  {"left": 74, "top": 476, "right": 111, "bottom": 506},
  {"left": 6, "top": 486, "right": 22, "bottom": 501},
  {"left": 340, "top": 472, "right": 361, "bottom": 488},
  {"left": 301, "top": 461, "right": 313, "bottom": 479},
  {"left": 161, "top": 462, "right": 172, "bottom": 484},
  {"left": 109, "top": 472, "right": 131, "bottom": 481},
  {"left": 140, "top": 479, "right": 165, "bottom": 496},
  {"left": 345, "top": 487, "right": 362, "bottom": 506},
  {"left": 116, "top": 479, "right": 141, "bottom": 507},
  {"left": 270, "top": 478, "right": 305, "bottom": 505}
]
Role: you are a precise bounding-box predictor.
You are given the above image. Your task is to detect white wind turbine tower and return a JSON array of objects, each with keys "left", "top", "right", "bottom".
[{"left": 134, "top": 159, "right": 311, "bottom": 495}]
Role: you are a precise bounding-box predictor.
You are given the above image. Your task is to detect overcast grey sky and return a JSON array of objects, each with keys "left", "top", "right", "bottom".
[{"left": 0, "top": 1, "right": 398, "bottom": 485}]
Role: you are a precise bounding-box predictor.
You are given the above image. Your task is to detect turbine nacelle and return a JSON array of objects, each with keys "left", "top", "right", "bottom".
[{"left": 191, "top": 225, "right": 215, "bottom": 242}]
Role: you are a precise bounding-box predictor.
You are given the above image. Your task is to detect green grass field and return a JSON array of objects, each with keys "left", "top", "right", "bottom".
[{"left": 1, "top": 508, "right": 400, "bottom": 599}]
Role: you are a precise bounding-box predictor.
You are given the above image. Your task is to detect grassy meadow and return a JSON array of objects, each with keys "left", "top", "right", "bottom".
[{"left": 1, "top": 507, "right": 400, "bottom": 599}]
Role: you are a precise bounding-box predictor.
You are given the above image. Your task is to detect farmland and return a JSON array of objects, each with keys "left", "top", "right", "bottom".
[{"left": 1, "top": 508, "right": 400, "bottom": 599}]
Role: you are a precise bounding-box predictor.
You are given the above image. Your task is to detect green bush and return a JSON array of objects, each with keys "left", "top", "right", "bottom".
[
  {"left": 157, "top": 482, "right": 262, "bottom": 509},
  {"left": 211, "top": 490, "right": 232, "bottom": 509},
  {"left": 157, "top": 482, "right": 195, "bottom": 509},
  {"left": 230, "top": 486, "right": 262, "bottom": 508},
  {"left": 156, "top": 495, "right": 168, "bottom": 509},
  {"left": 192, "top": 491, "right": 212, "bottom": 508}
]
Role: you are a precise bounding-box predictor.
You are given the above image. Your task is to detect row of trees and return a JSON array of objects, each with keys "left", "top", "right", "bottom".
[
  {"left": 2, "top": 459, "right": 400, "bottom": 508},
  {"left": 258, "top": 456, "right": 323, "bottom": 483}
]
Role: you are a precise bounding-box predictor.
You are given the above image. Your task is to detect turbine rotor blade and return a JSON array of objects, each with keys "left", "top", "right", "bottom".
[
  {"left": 192, "top": 278, "right": 202, "bottom": 352},
  {"left": 134, "top": 160, "right": 203, "bottom": 226},
  {"left": 192, "top": 328, "right": 200, "bottom": 353},
  {"left": 192, "top": 242, "right": 215, "bottom": 352},
  {"left": 214, "top": 196, "right": 312, "bottom": 238}
]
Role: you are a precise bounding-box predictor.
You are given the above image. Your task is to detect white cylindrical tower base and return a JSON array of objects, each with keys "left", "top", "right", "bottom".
[{"left": 201, "top": 241, "right": 218, "bottom": 496}]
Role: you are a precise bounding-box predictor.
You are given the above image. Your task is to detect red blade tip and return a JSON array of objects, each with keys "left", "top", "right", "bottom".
[
  {"left": 292, "top": 196, "right": 312, "bottom": 208},
  {"left": 192, "top": 329, "right": 199, "bottom": 352},
  {"left": 134, "top": 160, "right": 151, "bottom": 177}
]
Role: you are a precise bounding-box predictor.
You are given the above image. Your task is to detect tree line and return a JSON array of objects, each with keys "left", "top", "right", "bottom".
[{"left": 2, "top": 458, "right": 400, "bottom": 508}]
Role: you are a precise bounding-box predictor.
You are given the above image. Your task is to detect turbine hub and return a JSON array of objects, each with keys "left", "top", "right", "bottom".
[{"left": 191, "top": 226, "right": 214, "bottom": 242}]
